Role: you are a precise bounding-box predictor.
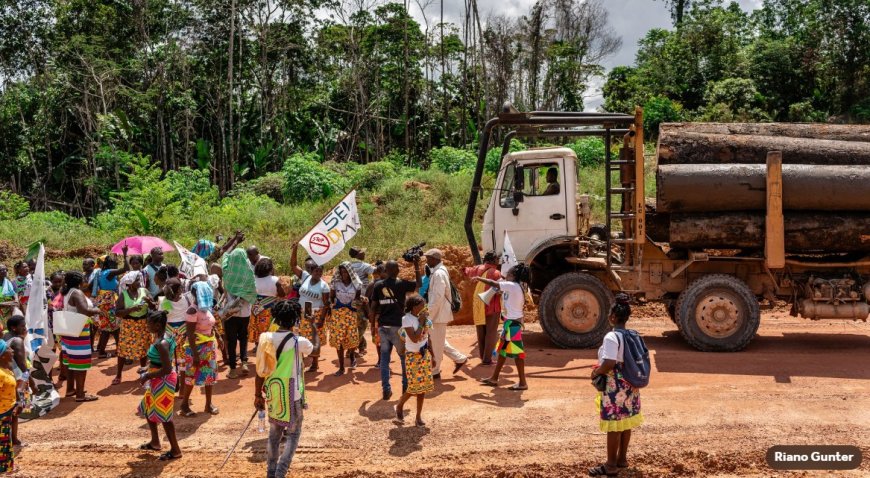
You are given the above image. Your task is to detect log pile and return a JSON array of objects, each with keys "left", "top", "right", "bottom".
[{"left": 655, "top": 123, "right": 870, "bottom": 252}]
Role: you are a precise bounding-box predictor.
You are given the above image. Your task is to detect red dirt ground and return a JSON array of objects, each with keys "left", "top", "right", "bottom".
[{"left": 15, "top": 306, "right": 870, "bottom": 477}]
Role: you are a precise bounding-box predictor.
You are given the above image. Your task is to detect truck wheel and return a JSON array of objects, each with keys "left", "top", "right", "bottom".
[
  {"left": 675, "top": 275, "right": 760, "bottom": 352},
  {"left": 539, "top": 273, "right": 613, "bottom": 348}
]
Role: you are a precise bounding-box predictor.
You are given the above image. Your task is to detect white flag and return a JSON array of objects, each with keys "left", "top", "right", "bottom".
[
  {"left": 300, "top": 190, "right": 361, "bottom": 266},
  {"left": 25, "top": 244, "right": 51, "bottom": 351},
  {"left": 501, "top": 232, "right": 518, "bottom": 276},
  {"left": 175, "top": 241, "right": 208, "bottom": 278}
]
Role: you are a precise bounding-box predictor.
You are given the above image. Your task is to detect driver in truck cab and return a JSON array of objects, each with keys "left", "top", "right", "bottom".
[{"left": 541, "top": 167, "right": 560, "bottom": 196}]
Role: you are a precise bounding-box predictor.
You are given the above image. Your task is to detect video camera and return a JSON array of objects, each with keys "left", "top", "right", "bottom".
[{"left": 402, "top": 242, "right": 427, "bottom": 262}]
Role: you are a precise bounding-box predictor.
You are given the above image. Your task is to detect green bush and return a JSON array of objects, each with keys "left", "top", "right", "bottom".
[
  {"left": 282, "top": 153, "right": 351, "bottom": 203},
  {"left": 0, "top": 191, "right": 29, "bottom": 220},
  {"left": 429, "top": 146, "right": 476, "bottom": 173},
  {"left": 230, "top": 172, "right": 288, "bottom": 202},
  {"left": 348, "top": 161, "right": 402, "bottom": 190},
  {"left": 643, "top": 96, "right": 683, "bottom": 139},
  {"left": 787, "top": 101, "right": 826, "bottom": 122},
  {"left": 567, "top": 137, "right": 607, "bottom": 168}
]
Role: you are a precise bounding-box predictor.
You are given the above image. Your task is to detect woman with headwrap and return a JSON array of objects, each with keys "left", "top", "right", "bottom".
[
  {"left": 0, "top": 339, "right": 20, "bottom": 472},
  {"left": 113, "top": 271, "right": 154, "bottom": 385},
  {"left": 191, "top": 239, "right": 216, "bottom": 261},
  {"left": 93, "top": 250, "right": 129, "bottom": 358},
  {"left": 60, "top": 271, "right": 102, "bottom": 402},
  {"left": 328, "top": 262, "right": 362, "bottom": 376},
  {"left": 249, "top": 258, "right": 285, "bottom": 349}
]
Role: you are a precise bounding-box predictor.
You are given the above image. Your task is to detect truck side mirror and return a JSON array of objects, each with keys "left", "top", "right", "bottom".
[{"left": 513, "top": 165, "right": 524, "bottom": 204}]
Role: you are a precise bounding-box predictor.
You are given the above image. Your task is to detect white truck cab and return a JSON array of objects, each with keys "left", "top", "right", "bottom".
[{"left": 482, "top": 147, "right": 590, "bottom": 262}]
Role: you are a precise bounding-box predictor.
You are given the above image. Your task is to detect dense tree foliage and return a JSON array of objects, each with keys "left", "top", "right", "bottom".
[
  {"left": 0, "top": 0, "right": 621, "bottom": 213},
  {"left": 605, "top": 0, "right": 870, "bottom": 137}
]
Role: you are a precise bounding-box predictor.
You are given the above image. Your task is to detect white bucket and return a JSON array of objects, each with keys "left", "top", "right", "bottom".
[{"left": 53, "top": 311, "right": 89, "bottom": 337}]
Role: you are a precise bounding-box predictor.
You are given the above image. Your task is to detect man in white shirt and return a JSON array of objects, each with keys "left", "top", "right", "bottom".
[{"left": 423, "top": 249, "right": 467, "bottom": 378}]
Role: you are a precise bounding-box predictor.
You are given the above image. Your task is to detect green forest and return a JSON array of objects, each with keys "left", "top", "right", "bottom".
[{"left": 0, "top": 0, "right": 868, "bottom": 266}]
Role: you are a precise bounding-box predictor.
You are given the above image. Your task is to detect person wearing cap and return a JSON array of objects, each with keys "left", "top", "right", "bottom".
[
  {"left": 424, "top": 249, "right": 467, "bottom": 379},
  {"left": 463, "top": 251, "right": 502, "bottom": 365},
  {"left": 348, "top": 247, "right": 375, "bottom": 356}
]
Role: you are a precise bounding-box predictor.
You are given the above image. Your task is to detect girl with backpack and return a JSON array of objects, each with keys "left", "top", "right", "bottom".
[
  {"left": 474, "top": 263, "right": 530, "bottom": 391},
  {"left": 254, "top": 299, "right": 313, "bottom": 478},
  {"left": 589, "top": 293, "right": 644, "bottom": 477}
]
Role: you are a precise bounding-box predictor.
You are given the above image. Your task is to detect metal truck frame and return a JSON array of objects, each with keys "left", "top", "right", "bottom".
[{"left": 465, "top": 104, "right": 870, "bottom": 352}]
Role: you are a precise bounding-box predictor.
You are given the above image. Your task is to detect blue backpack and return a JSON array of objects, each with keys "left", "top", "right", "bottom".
[{"left": 616, "top": 330, "right": 650, "bottom": 388}]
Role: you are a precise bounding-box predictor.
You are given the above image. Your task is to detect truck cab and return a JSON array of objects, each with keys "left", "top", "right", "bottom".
[{"left": 482, "top": 147, "right": 583, "bottom": 262}]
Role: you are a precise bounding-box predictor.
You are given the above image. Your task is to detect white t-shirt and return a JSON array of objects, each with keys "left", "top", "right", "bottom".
[
  {"left": 597, "top": 331, "right": 624, "bottom": 364},
  {"left": 225, "top": 292, "right": 252, "bottom": 317},
  {"left": 255, "top": 276, "right": 279, "bottom": 297},
  {"left": 401, "top": 313, "right": 429, "bottom": 353},
  {"left": 160, "top": 294, "right": 192, "bottom": 324},
  {"left": 333, "top": 281, "right": 357, "bottom": 306},
  {"left": 499, "top": 281, "right": 525, "bottom": 321}
]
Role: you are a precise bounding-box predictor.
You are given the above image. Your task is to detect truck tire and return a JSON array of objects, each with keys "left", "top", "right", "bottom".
[
  {"left": 539, "top": 273, "right": 613, "bottom": 348},
  {"left": 587, "top": 224, "right": 608, "bottom": 241},
  {"left": 675, "top": 274, "right": 760, "bottom": 352}
]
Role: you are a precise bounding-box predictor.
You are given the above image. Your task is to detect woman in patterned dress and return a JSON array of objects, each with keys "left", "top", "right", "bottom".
[
  {"left": 395, "top": 295, "right": 435, "bottom": 427},
  {"left": 0, "top": 340, "right": 20, "bottom": 473},
  {"left": 93, "top": 252, "right": 129, "bottom": 358},
  {"left": 137, "top": 310, "right": 182, "bottom": 461},
  {"left": 290, "top": 243, "right": 330, "bottom": 373},
  {"left": 179, "top": 279, "right": 220, "bottom": 417},
  {"left": 328, "top": 263, "right": 361, "bottom": 376},
  {"left": 113, "top": 272, "right": 154, "bottom": 385},
  {"left": 588, "top": 294, "right": 643, "bottom": 477}
]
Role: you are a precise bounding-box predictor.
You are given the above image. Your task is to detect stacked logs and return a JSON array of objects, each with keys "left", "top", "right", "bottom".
[{"left": 655, "top": 123, "right": 870, "bottom": 252}]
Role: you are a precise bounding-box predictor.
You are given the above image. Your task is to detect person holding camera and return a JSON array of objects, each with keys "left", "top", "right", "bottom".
[
  {"left": 424, "top": 249, "right": 467, "bottom": 379},
  {"left": 371, "top": 259, "right": 421, "bottom": 400}
]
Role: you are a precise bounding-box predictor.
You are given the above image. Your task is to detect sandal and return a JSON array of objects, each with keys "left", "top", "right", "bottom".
[
  {"left": 588, "top": 464, "right": 618, "bottom": 477},
  {"left": 206, "top": 405, "right": 220, "bottom": 415},
  {"left": 75, "top": 394, "right": 99, "bottom": 403},
  {"left": 158, "top": 451, "right": 182, "bottom": 461},
  {"left": 479, "top": 378, "right": 498, "bottom": 387},
  {"left": 65, "top": 391, "right": 76, "bottom": 398},
  {"left": 139, "top": 443, "right": 161, "bottom": 451},
  {"left": 508, "top": 384, "right": 528, "bottom": 391},
  {"left": 111, "top": 377, "right": 122, "bottom": 386},
  {"left": 334, "top": 369, "right": 345, "bottom": 377},
  {"left": 179, "top": 409, "right": 197, "bottom": 417}
]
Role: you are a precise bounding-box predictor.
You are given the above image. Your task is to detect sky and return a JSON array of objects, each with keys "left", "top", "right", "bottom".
[{"left": 407, "top": 0, "right": 764, "bottom": 110}]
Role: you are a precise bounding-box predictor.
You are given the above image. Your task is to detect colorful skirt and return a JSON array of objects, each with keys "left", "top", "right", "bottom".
[
  {"left": 596, "top": 364, "right": 643, "bottom": 433},
  {"left": 404, "top": 350, "right": 434, "bottom": 395},
  {"left": 495, "top": 319, "right": 525, "bottom": 359},
  {"left": 328, "top": 307, "right": 360, "bottom": 350},
  {"left": 165, "top": 322, "right": 188, "bottom": 372},
  {"left": 184, "top": 340, "right": 218, "bottom": 387},
  {"left": 95, "top": 290, "right": 120, "bottom": 332},
  {"left": 61, "top": 323, "right": 93, "bottom": 371},
  {"left": 119, "top": 318, "right": 150, "bottom": 359},
  {"left": 249, "top": 295, "right": 278, "bottom": 345},
  {"left": 0, "top": 409, "right": 13, "bottom": 473},
  {"left": 138, "top": 368, "right": 177, "bottom": 423}
]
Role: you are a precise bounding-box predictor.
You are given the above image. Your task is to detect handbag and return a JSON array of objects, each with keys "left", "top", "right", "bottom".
[{"left": 592, "top": 373, "right": 608, "bottom": 392}]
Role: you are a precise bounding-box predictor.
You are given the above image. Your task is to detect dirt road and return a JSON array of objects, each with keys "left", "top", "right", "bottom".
[{"left": 16, "top": 307, "right": 870, "bottom": 477}]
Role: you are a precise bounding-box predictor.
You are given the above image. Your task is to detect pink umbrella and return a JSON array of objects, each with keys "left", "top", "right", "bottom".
[{"left": 110, "top": 236, "right": 174, "bottom": 256}]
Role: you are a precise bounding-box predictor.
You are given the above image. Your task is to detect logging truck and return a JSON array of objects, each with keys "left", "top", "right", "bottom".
[{"left": 464, "top": 104, "right": 870, "bottom": 352}]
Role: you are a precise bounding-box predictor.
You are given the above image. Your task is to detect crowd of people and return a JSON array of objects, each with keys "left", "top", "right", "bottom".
[{"left": 0, "top": 233, "right": 645, "bottom": 477}]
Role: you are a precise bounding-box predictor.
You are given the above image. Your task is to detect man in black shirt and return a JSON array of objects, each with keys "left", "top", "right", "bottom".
[{"left": 371, "top": 258, "right": 421, "bottom": 400}]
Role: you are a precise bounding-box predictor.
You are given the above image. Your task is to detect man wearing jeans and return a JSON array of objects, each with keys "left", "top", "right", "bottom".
[{"left": 371, "top": 259, "right": 421, "bottom": 400}]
